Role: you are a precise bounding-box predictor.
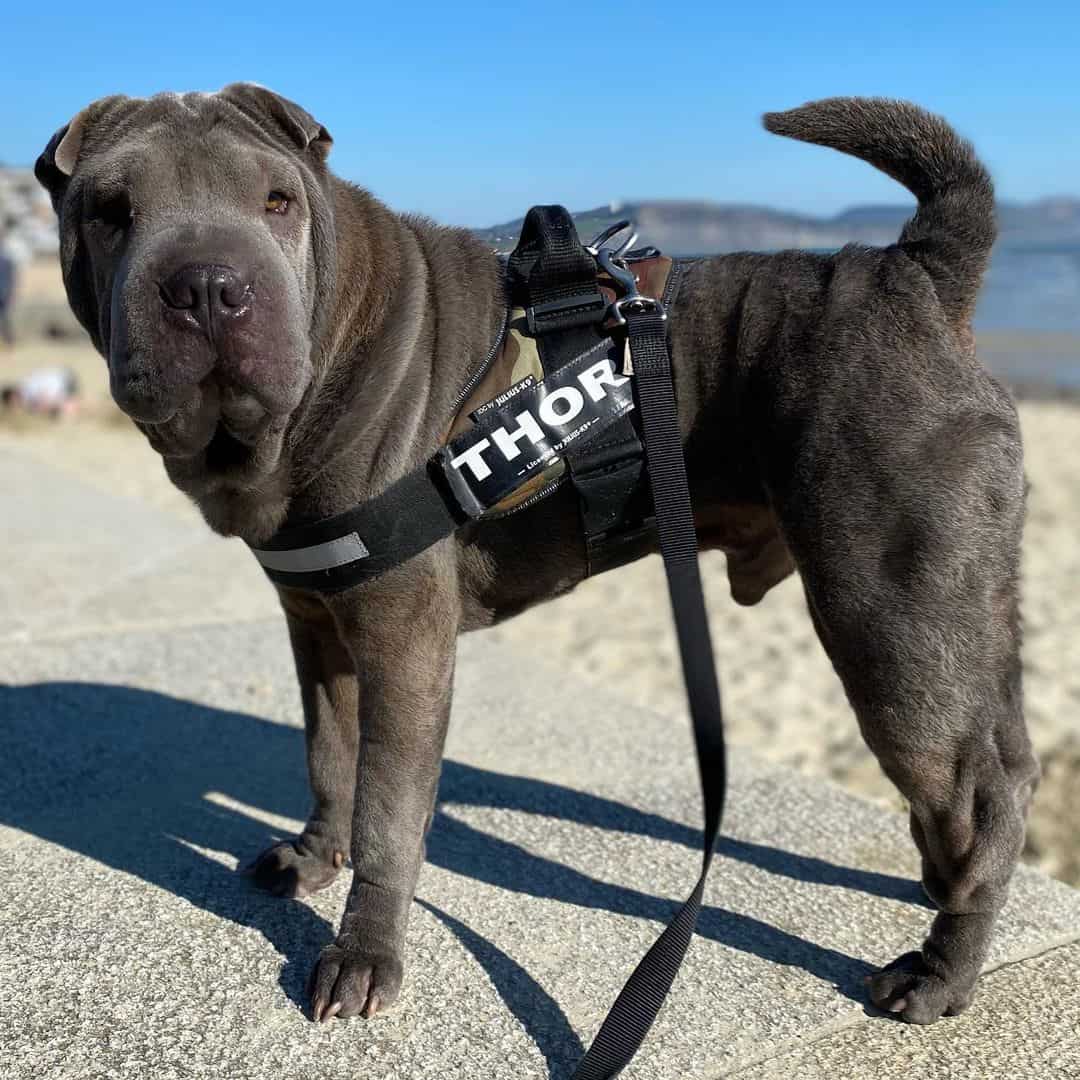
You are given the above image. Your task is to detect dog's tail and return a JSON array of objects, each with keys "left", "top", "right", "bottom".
[{"left": 763, "top": 97, "right": 994, "bottom": 327}]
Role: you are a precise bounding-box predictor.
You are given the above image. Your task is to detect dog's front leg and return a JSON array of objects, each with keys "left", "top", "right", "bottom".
[
  {"left": 308, "top": 566, "right": 459, "bottom": 1022},
  {"left": 246, "top": 592, "right": 359, "bottom": 897}
]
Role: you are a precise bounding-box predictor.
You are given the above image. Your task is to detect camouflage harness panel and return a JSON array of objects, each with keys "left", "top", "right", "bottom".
[{"left": 446, "top": 254, "right": 675, "bottom": 515}]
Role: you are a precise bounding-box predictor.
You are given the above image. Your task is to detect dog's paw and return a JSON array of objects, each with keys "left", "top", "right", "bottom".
[
  {"left": 867, "top": 951, "right": 975, "bottom": 1024},
  {"left": 308, "top": 940, "right": 403, "bottom": 1022},
  {"left": 242, "top": 838, "right": 344, "bottom": 898}
]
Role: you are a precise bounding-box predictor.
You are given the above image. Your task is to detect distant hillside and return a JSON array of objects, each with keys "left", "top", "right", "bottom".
[{"left": 475, "top": 198, "right": 1080, "bottom": 255}]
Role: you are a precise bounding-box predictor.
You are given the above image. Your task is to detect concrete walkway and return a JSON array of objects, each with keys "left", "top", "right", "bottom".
[{"left": 2, "top": 444, "right": 1079, "bottom": 1078}]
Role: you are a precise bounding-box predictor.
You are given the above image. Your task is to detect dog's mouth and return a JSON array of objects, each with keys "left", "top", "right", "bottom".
[
  {"left": 204, "top": 422, "right": 258, "bottom": 473},
  {"left": 180, "top": 398, "right": 282, "bottom": 479},
  {"left": 216, "top": 384, "right": 276, "bottom": 449},
  {"left": 134, "top": 374, "right": 289, "bottom": 474}
]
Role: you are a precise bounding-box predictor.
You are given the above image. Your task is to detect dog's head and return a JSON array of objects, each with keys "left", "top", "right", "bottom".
[{"left": 36, "top": 85, "right": 337, "bottom": 484}]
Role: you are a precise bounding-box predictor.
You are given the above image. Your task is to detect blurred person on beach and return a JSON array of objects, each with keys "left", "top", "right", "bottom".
[
  {"left": 1, "top": 367, "right": 81, "bottom": 419},
  {"left": 0, "top": 235, "right": 16, "bottom": 352}
]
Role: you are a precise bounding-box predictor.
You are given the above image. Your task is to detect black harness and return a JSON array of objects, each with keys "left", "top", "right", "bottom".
[
  {"left": 250, "top": 207, "right": 727, "bottom": 1079},
  {"left": 249, "top": 219, "right": 680, "bottom": 592}
]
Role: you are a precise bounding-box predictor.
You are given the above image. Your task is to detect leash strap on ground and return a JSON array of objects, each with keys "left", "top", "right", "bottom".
[{"left": 569, "top": 306, "right": 727, "bottom": 1080}]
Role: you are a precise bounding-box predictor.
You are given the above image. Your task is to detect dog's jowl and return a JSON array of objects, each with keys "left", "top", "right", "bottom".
[{"left": 37, "top": 85, "right": 1038, "bottom": 1027}]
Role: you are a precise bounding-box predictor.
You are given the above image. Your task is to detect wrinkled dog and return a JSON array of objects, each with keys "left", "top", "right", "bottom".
[{"left": 37, "top": 86, "right": 1037, "bottom": 1025}]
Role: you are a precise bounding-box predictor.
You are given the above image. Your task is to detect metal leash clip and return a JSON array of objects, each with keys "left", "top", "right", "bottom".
[
  {"left": 585, "top": 220, "right": 638, "bottom": 259},
  {"left": 587, "top": 221, "right": 668, "bottom": 375}
]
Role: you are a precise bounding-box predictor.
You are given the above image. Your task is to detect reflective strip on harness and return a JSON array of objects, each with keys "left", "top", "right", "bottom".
[{"left": 250, "top": 531, "right": 369, "bottom": 574}]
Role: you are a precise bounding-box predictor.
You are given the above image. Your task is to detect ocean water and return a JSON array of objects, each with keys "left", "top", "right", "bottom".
[
  {"left": 976, "top": 248, "right": 1080, "bottom": 388},
  {"left": 749, "top": 245, "right": 1080, "bottom": 387},
  {"left": 977, "top": 248, "right": 1080, "bottom": 333}
]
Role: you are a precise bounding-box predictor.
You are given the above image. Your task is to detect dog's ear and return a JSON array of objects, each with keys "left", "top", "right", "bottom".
[
  {"left": 35, "top": 97, "right": 128, "bottom": 207},
  {"left": 218, "top": 83, "right": 333, "bottom": 161}
]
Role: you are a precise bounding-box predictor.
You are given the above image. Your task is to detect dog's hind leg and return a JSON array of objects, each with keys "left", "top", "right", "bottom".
[
  {"left": 767, "top": 399, "right": 1039, "bottom": 1024},
  {"left": 245, "top": 593, "right": 359, "bottom": 898}
]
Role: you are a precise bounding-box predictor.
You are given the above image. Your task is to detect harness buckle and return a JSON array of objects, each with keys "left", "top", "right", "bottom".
[
  {"left": 431, "top": 448, "right": 489, "bottom": 521},
  {"left": 524, "top": 291, "right": 607, "bottom": 334}
]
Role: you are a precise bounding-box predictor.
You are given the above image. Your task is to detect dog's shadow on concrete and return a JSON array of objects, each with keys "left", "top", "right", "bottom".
[{"left": 1, "top": 681, "right": 927, "bottom": 1069}]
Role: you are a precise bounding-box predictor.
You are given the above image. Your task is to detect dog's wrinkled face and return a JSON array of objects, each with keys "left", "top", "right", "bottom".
[{"left": 36, "top": 85, "right": 336, "bottom": 489}]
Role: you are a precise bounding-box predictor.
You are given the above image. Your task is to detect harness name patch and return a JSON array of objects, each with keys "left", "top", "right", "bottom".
[{"left": 435, "top": 340, "right": 633, "bottom": 517}]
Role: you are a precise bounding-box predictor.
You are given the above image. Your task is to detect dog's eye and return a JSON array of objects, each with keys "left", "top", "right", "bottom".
[
  {"left": 265, "top": 191, "right": 290, "bottom": 215},
  {"left": 90, "top": 193, "right": 133, "bottom": 231}
]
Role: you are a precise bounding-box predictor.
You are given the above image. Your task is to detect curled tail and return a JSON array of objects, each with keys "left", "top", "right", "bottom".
[{"left": 763, "top": 97, "right": 995, "bottom": 327}]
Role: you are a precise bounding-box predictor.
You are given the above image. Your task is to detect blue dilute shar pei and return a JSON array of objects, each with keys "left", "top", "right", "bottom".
[{"left": 36, "top": 86, "right": 1037, "bottom": 1027}]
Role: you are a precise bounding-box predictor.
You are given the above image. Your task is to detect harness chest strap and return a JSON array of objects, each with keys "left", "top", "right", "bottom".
[{"left": 248, "top": 256, "right": 679, "bottom": 592}]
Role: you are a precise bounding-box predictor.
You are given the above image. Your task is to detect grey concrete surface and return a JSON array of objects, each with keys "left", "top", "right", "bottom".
[
  {"left": 730, "top": 942, "right": 1080, "bottom": 1078},
  {"left": 0, "top": 447, "right": 279, "bottom": 645},
  {"left": 3, "top": 618, "right": 1080, "bottom": 1078},
  {"left": 2, "top": 452, "right": 1079, "bottom": 1078}
]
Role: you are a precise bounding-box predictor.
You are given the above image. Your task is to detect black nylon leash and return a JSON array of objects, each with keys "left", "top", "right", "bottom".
[
  {"left": 568, "top": 306, "right": 726, "bottom": 1080},
  {"left": 248, "top": 205, "right": 728, "bottom": 1075}
]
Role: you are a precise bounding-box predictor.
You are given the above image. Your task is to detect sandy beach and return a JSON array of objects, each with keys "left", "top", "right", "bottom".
[{"left": 3, "top": 274, "right": 1078, "bottom": 886}]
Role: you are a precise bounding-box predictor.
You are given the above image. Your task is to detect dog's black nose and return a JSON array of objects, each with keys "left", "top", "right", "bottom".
[{"left": 160, "top": 264, "right": 253, "bottom": 327}]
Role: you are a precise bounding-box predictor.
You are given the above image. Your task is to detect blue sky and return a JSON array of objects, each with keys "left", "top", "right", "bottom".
[{"left": 3, "top": 2, "right": 1078, "bottom": 226}]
